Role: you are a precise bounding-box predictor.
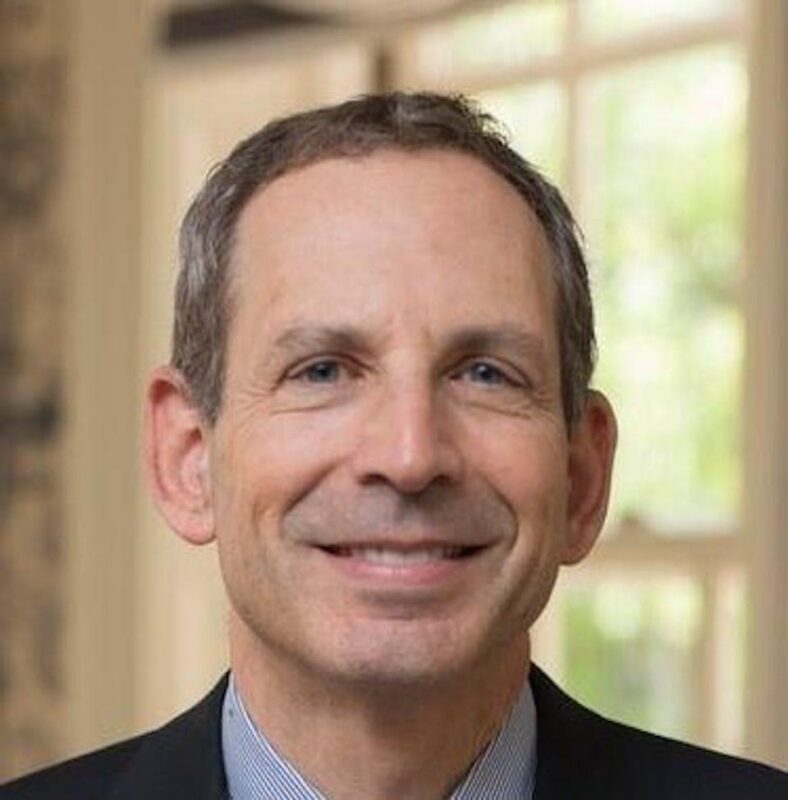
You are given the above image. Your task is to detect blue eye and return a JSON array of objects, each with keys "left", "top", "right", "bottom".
[
  {"left": 464, "top": 361, "right": 509, "bottom": 385},
  {"left": 297, "top": 360, "right": 341, "bottom": 383}
]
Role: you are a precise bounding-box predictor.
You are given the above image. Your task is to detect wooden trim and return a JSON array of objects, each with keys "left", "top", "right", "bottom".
[
  {"left": 742, "top": 0, "right": 788, "bottom": 770},
  {"left": 63, "top": 0, "right": 155, "bottom": 758},
  {"left": 591, "top": 534, "right": 742, "bottom": 569}
]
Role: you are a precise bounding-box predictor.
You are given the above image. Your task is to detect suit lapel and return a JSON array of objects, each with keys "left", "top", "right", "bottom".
[
  {"left": 109, "top": 675, "right": 230, "bottom": 800},
  {"left": 530, "top": 664, "right": 614, "bottom": 799}
]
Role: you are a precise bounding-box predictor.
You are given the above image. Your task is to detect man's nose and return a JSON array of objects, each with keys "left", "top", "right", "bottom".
[{"left": 351, "top": 381, "right": 463, "bottom": 494}]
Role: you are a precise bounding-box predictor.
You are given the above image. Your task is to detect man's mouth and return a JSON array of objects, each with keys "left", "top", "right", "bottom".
[
  {"left": 319, "top": 544, "right": 485, "bottom": 565},
  {"left": 310, "top": 540, "right": 494, "bottom": 588}
]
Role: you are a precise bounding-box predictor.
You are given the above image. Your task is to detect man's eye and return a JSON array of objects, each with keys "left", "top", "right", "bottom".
[
  {"left": 292, "top": 360, "right": 343, "bottom": 384},
  {"left": 456, "top": 361, "right": 514, "bottom": 387}
]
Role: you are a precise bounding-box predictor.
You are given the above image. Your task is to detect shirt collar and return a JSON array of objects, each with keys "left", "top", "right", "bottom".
[{"left": 222, "top": 672, "right": 536, "bottom": 800}]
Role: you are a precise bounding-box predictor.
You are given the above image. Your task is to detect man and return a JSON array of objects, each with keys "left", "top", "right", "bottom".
[{"left": 4, "top": 92, "right": 786, "bottom": 799}]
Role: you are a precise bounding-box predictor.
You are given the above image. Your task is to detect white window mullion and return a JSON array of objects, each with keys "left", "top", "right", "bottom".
[
  {"left": 712, "top": 566, "right": 745, "bottom": 753},
  {"left": 696, "top": 568, "right": 719, "bottom": 747}
]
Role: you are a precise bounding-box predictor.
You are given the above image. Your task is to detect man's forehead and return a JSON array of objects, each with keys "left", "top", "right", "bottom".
[
  {"left": 235, "top": 146, "right": 541, "bottom": 235},
  {"left": 230, "top": 147, "right": 551, "bottom": 290},
  {"left": 226, "top": 147, "right": 557, "bottom": 339}
]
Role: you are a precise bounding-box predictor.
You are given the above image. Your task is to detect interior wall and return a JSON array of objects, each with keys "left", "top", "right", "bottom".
[
  {"left": 63, "top": 0, "right": 151, "bottom": 764},
  {"left": 0, "top": 0, "right": 68, "bottom": 781}
]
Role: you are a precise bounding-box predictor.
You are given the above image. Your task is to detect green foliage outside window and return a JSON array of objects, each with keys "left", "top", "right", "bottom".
[{"left": 588, "top": 45, "right": 746, "bottom": 530}]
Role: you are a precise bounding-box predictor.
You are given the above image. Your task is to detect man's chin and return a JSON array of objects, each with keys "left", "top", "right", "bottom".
[
  {"left": 303, "top": 624, "right": 498, "bottom": 692},
  {"left": 315, "top": 657, "right": 470, "bottom": 694}
]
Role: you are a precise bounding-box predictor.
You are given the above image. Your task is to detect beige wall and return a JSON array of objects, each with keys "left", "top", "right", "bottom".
[{"left": 743, "top": 0, "right": 788, "bottom": 768}]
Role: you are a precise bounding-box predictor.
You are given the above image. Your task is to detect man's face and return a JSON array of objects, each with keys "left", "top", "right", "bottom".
[{"left": 205, "top": 149, "right": 597, "bottom": 686}]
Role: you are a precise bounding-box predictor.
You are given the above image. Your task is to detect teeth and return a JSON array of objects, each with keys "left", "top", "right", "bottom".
[{"left": 337, "top": 546, "right": 465, "bottom": 564}]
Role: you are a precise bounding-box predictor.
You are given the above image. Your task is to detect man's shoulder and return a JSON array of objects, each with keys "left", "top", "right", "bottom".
[
  {"left": 586, "top": 706, "right": 788, "bottom": 794},
  {"left": 530, "top": 665, "right": 788, "bottom": 799},
  {"left": 1, "top": 734, "right": 149, "bottom": 800},
  {"left": 1, "top": 675, "right": 229, "bottom": 800}
]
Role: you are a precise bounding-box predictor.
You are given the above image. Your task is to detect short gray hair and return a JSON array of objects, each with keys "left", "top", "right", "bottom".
[{"left": 173, "top": 92, "right": 596, "bottom": 426}]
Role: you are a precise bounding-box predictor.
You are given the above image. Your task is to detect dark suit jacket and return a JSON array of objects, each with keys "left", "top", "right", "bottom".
[{"left": 3, "top": 667, "right": 787, "bottom": 798}]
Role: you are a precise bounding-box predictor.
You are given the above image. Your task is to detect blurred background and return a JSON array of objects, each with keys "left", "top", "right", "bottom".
[{"left": 1, "top": 0, "right": 786, "bottom": 782}]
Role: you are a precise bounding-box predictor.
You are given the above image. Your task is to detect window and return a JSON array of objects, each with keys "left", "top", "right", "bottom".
[{"left": 389, "top": 0, "right": 748, "bottom": 752}]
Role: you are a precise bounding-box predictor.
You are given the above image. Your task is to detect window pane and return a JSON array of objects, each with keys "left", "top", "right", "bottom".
[
  {"left": 477, "top": 82, "right": 566, "bottom": 187},
  {"left": 563, "top": 575, "right": 703, "bottom": 740},
  {"left": 394, "top": 1, "right": 565, "bottom": 86},
  {"left": 582, "top": 46, "right": 746, "bottom": 531},
  {"left": 580, "top": 0, "right": 743, "bottom": 42}
]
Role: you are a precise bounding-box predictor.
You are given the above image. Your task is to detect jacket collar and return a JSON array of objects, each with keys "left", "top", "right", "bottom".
[
  {"left": 109, "top": 674, "right": 229, "bottom": 800},
  {"left": 530, "top": 664, "right": 617, "bottom": 799}
]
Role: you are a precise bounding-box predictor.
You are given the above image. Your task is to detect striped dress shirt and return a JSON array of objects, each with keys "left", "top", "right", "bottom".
[{"left": 222, "top": 674, "right": 536, "bottom": 799}]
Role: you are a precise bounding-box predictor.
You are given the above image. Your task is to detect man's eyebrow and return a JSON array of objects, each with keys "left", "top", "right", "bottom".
[
  {"left": 271, "top": 324, "right": 372, "bottom": 354},
  {"left": 269, "top": 323, "right": 549, "bottom": 370},
  {"left": 446, "top": 325, "right": 549, "bottom": 370}
]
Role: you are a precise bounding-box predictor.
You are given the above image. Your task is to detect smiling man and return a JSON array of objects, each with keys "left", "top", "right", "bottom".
[{"left": 4, "top": 93, "right": 787, "bottom": 799}]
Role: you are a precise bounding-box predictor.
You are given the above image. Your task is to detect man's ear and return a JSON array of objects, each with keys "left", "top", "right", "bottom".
[
  {"left": 145, "top": 366, "right": 215, "bottom": 545},
  {"left": 563, "top": 390, "right": 617, "bottom": 565}
]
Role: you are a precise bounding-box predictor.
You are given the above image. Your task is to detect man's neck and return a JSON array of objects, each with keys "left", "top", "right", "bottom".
[{"left": 229, "top": 620, "right": 530, "bottom": 800}]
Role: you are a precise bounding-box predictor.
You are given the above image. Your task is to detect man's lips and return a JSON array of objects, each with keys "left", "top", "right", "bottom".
[
  {"left": 308, "top": 541, "right": 495, "bottom": 589},
  {"left": 316, "top": 542, "right": 487, "bottom": 564}
]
